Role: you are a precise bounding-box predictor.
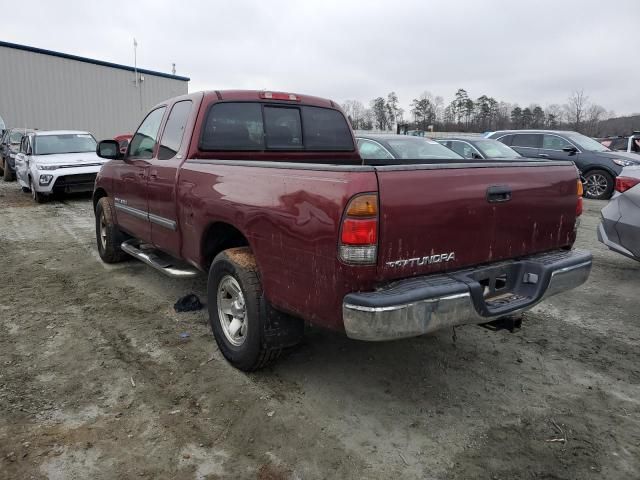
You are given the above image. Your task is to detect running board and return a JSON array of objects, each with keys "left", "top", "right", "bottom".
[{"left": 120, "top": 240, "right": 200, "bottom": 278}]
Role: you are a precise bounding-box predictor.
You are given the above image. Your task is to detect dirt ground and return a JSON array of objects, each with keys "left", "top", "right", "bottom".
[{"left": 0, "top": 180, "right": 638, "bottom": 480}]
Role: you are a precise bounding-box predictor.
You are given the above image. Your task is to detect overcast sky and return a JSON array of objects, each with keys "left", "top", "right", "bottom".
[{"left": 3, "top": 0, "right": 639, "bottom": 115}]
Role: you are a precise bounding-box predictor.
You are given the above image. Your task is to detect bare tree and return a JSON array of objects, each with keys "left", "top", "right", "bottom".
[{"left": 565, "top": 90, "right": 588, "bottom": 132}]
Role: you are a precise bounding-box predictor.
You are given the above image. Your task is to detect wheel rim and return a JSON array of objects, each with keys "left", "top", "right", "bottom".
[
  {"left": 217, "top": 275, "right": 247, "bottom": 346},
  {"left": 99, "top": 211, "right": 108, "bottom": 250},
  {"left": 584, "top": 174, "right": 608, "bottom": 197}
]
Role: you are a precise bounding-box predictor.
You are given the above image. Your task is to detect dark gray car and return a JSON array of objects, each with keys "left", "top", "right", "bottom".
[
  {"left": 436, "top": 137, "right": 522, "bottom": 160},
  {"left": 598, "top": 167, "right": 640, "bottom": 261},
  {"left": 487, "top": 129, "right": 640, "bottom": 200},
  {"left": 0, "top": 128, "right": 34, "bottom": 181}
]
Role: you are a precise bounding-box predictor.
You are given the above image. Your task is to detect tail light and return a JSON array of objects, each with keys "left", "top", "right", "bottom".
[
  {"left": 259, "top": 91, "right": 300, "bottom": 101},
  {"left": 576, "top": 179, "right": 583, "bottom": 217},
  {"left": 339, "top": 193, "right": 378, "bottom": 265},
  {"left": 615, "top": 176, "right": 640, "bottom": 193}
]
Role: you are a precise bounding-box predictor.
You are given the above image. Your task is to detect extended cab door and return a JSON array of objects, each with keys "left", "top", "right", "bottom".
[
  {"left": 147, "top": 99, "right": 195, "bottom": 257},
  {"left": 112, "top": 106, "right": 166, "bottom": 243}
]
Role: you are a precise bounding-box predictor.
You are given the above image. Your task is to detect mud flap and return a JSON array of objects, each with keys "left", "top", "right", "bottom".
[{"left": 260, "top": 298, "right": 304, "bottom": 348}]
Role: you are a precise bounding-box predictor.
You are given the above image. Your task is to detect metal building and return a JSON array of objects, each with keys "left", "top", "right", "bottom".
[{"left": 0, "top": 40, "right": 189, "bottom": 140}]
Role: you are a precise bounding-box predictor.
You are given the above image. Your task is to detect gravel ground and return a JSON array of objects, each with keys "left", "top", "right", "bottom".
[{"left": 0, "top": 181, "right": 638, "bottom": 480}]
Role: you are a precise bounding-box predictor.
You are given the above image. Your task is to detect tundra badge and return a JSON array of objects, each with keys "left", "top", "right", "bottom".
[{"left": 386, "top": 252, "right": 456, "bottom": 268}]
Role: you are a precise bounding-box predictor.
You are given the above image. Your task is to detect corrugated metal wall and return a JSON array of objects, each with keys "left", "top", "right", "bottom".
[{"left": 0, "top": 46, "right": 188, "bottom": 140}]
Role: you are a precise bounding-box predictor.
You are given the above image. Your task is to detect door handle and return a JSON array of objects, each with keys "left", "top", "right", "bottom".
[
  {"left": 538, "top": 153, "right": 549, "bottom": 158},
  {"left": 486, "top": 185, "right": 512, "bottom": 203},
  {"left": 149, "top": 170, "right": 158, "bottom": 180}
]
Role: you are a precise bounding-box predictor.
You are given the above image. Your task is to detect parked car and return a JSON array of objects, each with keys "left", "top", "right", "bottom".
[
  {"left": 487, "top": 129, "right": 640, "bottom": 200},
  {"left": 0, "top": 127, "right": 34, "bottom": 181},
  {"left": 599, "top": 133, "right": 640, "bottom": 154},
  {"left": 598, "top": 166, "right": 640, "bottom": 261},
  {"left": 357, "top": 134, "right": 464, "bottom": 162},
  {"left": 436, "top": 137, "right": 522, "bottom": 160},
  {"left": 114, "top": 134, "right": 133, "bottom": 155},
  {"left": 93, "top": 90, "right": 591, "bottom": 371},
  {"left": 14, "top": 130, "right": 105, "bottom": 202}
]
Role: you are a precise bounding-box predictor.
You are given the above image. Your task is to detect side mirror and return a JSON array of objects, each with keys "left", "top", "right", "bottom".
[
  {"left": 471, "top": 152, "right": 483, "bottom": 160},
  {"left": 97, "top": 140, "right": 123, "bottom": 160},
  {"left": 562, "top": 146, "right": 578, "bottom": 154}
]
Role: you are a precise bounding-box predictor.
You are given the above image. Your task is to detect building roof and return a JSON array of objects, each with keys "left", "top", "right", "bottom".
[{"left": 0, "top": 40, "right": 190, "bottom": 82}]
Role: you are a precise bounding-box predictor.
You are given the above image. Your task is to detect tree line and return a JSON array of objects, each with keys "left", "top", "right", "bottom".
[{"left": 342, "top": 89, "right": 613, "bottom": 137}]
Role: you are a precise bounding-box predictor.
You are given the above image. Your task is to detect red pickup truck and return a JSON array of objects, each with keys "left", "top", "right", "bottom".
[{"left": 93, "top": 90, "right": 592, "bottom": 371}]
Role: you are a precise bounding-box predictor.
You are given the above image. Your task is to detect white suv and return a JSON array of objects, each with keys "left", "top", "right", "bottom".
[{"left": 15, "top": 130, "right": 106, "bottom": 202}]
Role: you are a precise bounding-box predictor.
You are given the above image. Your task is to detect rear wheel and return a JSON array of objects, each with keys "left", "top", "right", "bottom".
[
  {"left": 95, "top": 197, "right": 129, "bottom": 263},
  {"left": 208, "top": 248, "right": 283, "bottom": 371},
  {"left": 583, "top": 170, "right": 614, "bottom": 200}
]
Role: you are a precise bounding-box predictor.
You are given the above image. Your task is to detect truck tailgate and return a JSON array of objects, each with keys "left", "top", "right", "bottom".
[{"left": 375, "top": 162, "right": 579, "bottom": 280}]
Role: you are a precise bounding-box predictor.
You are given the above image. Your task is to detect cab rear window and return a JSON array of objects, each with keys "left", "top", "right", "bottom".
[{"left": 200, "top": 102, "right": 354, "bottom": 151}]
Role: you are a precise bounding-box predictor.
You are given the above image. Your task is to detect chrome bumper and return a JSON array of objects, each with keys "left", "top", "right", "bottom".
[{"left": 343, "top": 249, "right": 592, "bottom": 341}]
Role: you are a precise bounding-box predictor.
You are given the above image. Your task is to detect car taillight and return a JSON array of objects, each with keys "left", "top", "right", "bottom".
[
  {"left": 615, "top": 176, "right": 640, "bottom": 193},
  {"left": 576, "top": 179, "right": 583, "bottom": 217},
  {"left": 339, "top": 193, "right": 378, "bottom": 265}
]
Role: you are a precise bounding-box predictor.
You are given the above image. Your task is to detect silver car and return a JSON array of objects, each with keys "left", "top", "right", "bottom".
[{"left": 598, "top": 166, "right": 640, "bottom": 261}]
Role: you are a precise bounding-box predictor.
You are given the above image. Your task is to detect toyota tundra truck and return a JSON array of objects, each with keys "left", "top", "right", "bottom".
[{"left": 93, "top": 90, "right": 592, "bottom": 371}]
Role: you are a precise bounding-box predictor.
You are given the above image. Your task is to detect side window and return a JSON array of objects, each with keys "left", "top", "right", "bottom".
[
  {"left": 543, "top": 135, "right": 573, "bottom": 150},
  {"left": 264, "top": 106, "right": 302, "bottom": 149},
  {"left": 497, "top": 134, "right": 513, "bottom": 146},
  {"left": 512, "top": 134, "right": 541, "bottom": 148},
  {"left": 609, "top": 138, "right": 627, "bottom": 151},
  {"left": 201, "top": 103, "right": 264, "bottom": 150},
  {"left": 129, "top": 107, "right": 167, "bottom": 159},
  {"left": 449, "top": 141, "right": 472, "bottom": 158},
  {"left": 20, "top": 137, "right": 27, "bottom": 154},
  {"left": 158, "top": 101, "right": 193, "bottom": 160},
  {"left": 358, "top": 139, "right": 393, "bottom": 160}
]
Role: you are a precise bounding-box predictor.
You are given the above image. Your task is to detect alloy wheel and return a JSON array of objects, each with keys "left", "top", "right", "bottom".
[{"left": 217, "top": 275, "right": 248, "bottom": 346}]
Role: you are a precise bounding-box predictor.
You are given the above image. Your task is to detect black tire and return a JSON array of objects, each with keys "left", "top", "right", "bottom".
[
  {"left": 29, "top": 177, "right": 47, "bottom": 203},
  {"left": 95, "top": 197, "right": 129, "bottom": 263},
  {"left": 583, "top": 169, "right": 614, "bottom": 200},
  {"left": 0, "top": 157, "right": 4, "bottom": 177},
  {"left": 21, "top": 186, "right": 30, "bottom": 193},
  {"left": 3, "top": 162, "right": 14, "bottom": 181},
  {"left": 208, "top": 248, "right": 282, "bottom": 371}
]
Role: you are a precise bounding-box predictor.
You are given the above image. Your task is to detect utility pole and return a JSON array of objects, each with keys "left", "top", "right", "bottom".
[{"left": 172, "top": 63, "right": 176, "bottom": 75}]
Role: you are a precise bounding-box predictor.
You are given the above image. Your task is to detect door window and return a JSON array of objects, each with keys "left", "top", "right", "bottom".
[
  {"left": 357, "top": 139, "right": 393, "bottom": 160},
  {"left": 609, "top": 138, "right": 628, "bottom": 151},
  {"left": 449, "top": 141, "right": 480, "bottom": 159},
  {"left": 543, "top": 134, "right": 573, "bottom": 150},
  {"left": 511, "top": 134, "right": 541, "bottom": 148},
  {"left": 496, "top": 134, "right": 513, "bottom": 145},
  {"left": 129, "top": 107, "right": 167, "bottom": 159},
  {"left": 158, "top": 101, "right": 193, "bottom": 160}
]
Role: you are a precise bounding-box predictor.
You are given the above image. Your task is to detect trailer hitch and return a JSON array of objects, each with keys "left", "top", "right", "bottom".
[{"left": 479, "top": 315, "right": 523, "bottom": 333}]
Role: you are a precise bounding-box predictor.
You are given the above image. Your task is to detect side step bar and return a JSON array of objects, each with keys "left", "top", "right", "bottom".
[{"left": 120, "top": 240, "right": 200, "bottom": 278}]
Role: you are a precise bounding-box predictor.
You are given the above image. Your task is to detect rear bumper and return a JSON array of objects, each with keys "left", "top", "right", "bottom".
[
  {"left": 343, "top": 249, "right": 592, "bottom": 341},
  {"left": 598, "top": 222, "right": 638, "bottom": 261}
]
